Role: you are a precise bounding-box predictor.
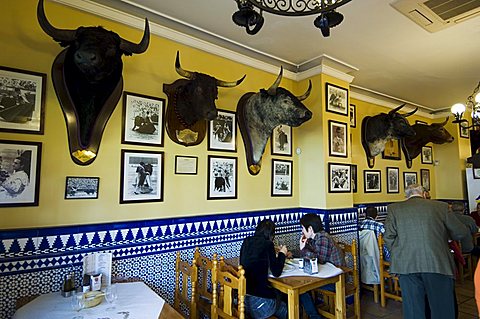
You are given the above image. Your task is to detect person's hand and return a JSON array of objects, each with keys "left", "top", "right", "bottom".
[
  {"left": 279, "top": 245, "right": 288, "bottom": 255},
  {"left": 299, "top": 235, "right": 307, "bottom": 250}
]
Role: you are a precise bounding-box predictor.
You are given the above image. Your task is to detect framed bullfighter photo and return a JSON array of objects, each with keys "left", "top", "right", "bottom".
[
  {"left": 328, "top": 163, "right": 351, "bottom": 193},
  {"left": 351, "top": 164, "right": 357, "bottom": 193},
  {"left": 420, "top": 169, "right": 430, "bottom": 191},
  {"left": 329, "top": 120, "right": 348, "bottom": 158},
  {"left": 271, "top": 124, "right": 292, "bottom": 156},
  {"left": 122, "top": 92, "right": 165, "bottom": 147},
  {"left": 120, "top": 150, "right": 164, "bottom": 204},
  {"left": 0, "top": 140, "right": 42, "bottom": 207},
  {"left": 65, "top": 176, "right": 99, "bottom": 200},
  {"left": 271, "top": 159, "right": 292, "bottom": 197},
  {"left": 421, "top": 146, "right": 433, "bottom": 164},
  {"left": 0, "top": 66, "right": 46, "bottom": 134},
  {"left": 326, "top": 82, "right": 348, "bottom": 116},
  {"left": 364, "top": 170, "right": 381, "bottom": 193},
  {"left": 349, "top": 104, "right": 356, "bottom": 128},
  {"left": 403, "top": 171, "right": 418, "bottom": 189},
  {"left": 208, "top": 109, "right": 236, "bottom": 152},
  {"left": 207, "top": 155, "right": 237, "bottom": 200},
  {"left": 386, "top": 167, "right": 399, "bottom": 194}
]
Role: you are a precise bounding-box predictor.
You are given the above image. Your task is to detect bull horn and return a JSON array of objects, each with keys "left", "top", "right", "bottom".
[
  {"left": 216, "top": 74, "right": 246, "bottom": 88},
  {"left": 296, "top": 80, "right": 312, "bottom": 101},
  {"left": 267, "top": 66, "right": 283, "bottom": 95},
  {"left": 119, "top": 18, "right": 150, "bottom": 54},
  {"left": 403, "top": 107, "right": 418, "bottom": 117},
  {"left": 438, "top": 116, "right": 449, "bottom": 126},
  {"left": 37, "top": 0, "right": 76, "bottom": 43},
  {"left": 175, "top": 51, "right": 194, "bottom": 80},
  {"left": 388, "top": 103, "right": 406, "bottom": 115}
]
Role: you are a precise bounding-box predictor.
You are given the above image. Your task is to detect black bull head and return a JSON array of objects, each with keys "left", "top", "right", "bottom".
[
  {"left": 401, "top": 117, "right": 453, "bottom": 168},
  {"left": 163, "top": 51, "right": 246, "bottom": 146},
  {"left": 361, "top": 104, "right": 417, "bottom": 168},
  {"left": 37, "top": 0, "right": 150, "bottom": 165},
  {"left": 237, "top": 66, "right": 313, "bottom": 175}
]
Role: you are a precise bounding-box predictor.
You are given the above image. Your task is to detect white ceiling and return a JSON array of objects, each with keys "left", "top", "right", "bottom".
[{"left": 85, "top": 0, "right": 480, "bottom": 113}]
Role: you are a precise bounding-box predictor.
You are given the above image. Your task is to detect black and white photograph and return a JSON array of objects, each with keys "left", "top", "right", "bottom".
[
  {"left": 329, "top": 120, "right": 348, "bottom": 157},
  {"left": 351, "top": 164, "right": 357, "bottom": 193},
  {"left": 208, "top": 109, "right": 236, "bottom": 152},
  {"left": 175, "top": 156, "right": 198, "bottom": 175},
  {"left": 403, "top": 172, "right": 418, "bottom": 189},
  {"left": 420, "top": 169, "right": 430, "bottom": 191},
  {"left": 460, "top": 122, "right": 470, "bottom": 139},
  {"left": 64, "top": 177, "right": 99, "bottom": 199},
  {"left": 207, "top": 155, "right": 237, "bottom": 200},
  {"left": 122, "top": 92, "right": 165, "bottom": 147},
  {"left": 326, "top": 82, "right": 348, "bottom": 116},
  {"left": 386, "top": 167, "right": 399, "bottom": 194},
  {"left": 271, "top": 159, "right": 292, "bottom": 196},
  {"left": 474, "top": 168, "right": 480, "bottom": 179},
  {"left": 0, "top": 140, "right": 42, "bottom": 207},
  {"left": 421, "top": 146, "right": 433, "bottom": 164},
  {"left": 364, "top": 170, "right": 381, "bottom": 193},
  {"left": 349, "top": 104, "right": 356, "bottom": 128},
  {"left": 0, "top": 66, "right": 46, "bottom": 134},
  {"left": 271, "top": 124, "right": 292, "bottom": 156},
  {"left": 328, "top": 163, "right": 351, "bottom": 193},
  {"left": 120, "top": 150, "right": 164, "bottom": 204}
]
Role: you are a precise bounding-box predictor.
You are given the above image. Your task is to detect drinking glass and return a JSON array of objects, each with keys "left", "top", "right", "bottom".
[
  {"left": 70, "top": 291, "right": 84, "bottom": 319},
  {"left": 104, "top": 284, "right": 118, "bottom": 310}
]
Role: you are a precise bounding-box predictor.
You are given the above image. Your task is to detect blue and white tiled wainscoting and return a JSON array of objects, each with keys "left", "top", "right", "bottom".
[{"left": 0, "top": 207, "right": 358, "bottom": 319}]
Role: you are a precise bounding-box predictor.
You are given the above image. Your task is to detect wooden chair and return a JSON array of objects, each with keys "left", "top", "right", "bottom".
[
  {"left": 194, "top": 247, "right": 217, "bottom": 318},
  {"left": 316, "top": 239, "right": 360, "bottom": 319},
  {"left": 174, "top": 251, "right": 198, "bottom": 319},
  {"left": 378, "top": 234, "right": 402, "bottom": 307},
  {"left": 211, "top": 258, "right": 247, "bottom": 319},
  {"left": 456, "top": 241, "right": 473, "bottom": 283}
]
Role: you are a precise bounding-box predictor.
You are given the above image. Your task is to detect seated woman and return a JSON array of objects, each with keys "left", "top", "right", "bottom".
[
  {"left": 470, "top": 202, "right": 480, "bottom": 227},
  {"left": 240, "top": 219, "right": 288, "bottom": 319}
]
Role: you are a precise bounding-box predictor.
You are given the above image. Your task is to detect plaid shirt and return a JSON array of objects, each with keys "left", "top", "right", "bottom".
[
  {"left": 300, "top": 231, "right": 346, "bottom": 267},
  {"left": 359, "top": 218, "right": 391, "bottom": 261}
]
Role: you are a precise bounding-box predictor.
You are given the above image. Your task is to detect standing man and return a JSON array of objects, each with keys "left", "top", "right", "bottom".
[{"left": 384, "top": 184, "right": 469, "bottom": 319}]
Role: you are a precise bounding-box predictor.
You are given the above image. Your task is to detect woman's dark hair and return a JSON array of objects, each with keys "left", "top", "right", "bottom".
[
  {"left": 254, "top": 219, "right": 276, "bottom": 241},
  {"left": 300, "top": 213, "right": 324, "bottom": 233}
]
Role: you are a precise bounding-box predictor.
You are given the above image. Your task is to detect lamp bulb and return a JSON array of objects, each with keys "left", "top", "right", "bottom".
[{"left": 451, "top": 103, "right": 466, "bottom": 115}]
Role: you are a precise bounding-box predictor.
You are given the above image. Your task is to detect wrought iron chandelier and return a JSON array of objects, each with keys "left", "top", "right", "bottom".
[
  {"left": 232, "top": 0, "right": 352, "bottom": 36},
  {"left": 451, "top": 81, "right": 480, "bottom": 129}
]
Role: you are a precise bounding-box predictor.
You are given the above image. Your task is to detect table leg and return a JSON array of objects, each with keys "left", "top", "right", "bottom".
[
  {"left": 335, "top": 273, "right": 346, "bottom": 319},
  {"left": 287, "top": 289, "right": 300, "bottom": 319}
]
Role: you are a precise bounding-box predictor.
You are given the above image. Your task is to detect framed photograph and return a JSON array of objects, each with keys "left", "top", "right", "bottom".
[
  {"left": 364, "top": 170, "right": 381, "bottom": 193},
  {"left": 386, "top": 167, "right": 399, "bottom": 194},
  {"left": 349, "top": 104, "right": 356, "bottom": 128},
  {"left": 0, "top": 66, "right": 46, "bottom": 134},
  {"left": 328, "top": 120, "right": 348, "bottom": 157},
  {"left": 208, "top": 109, "right": 236, "bottom": 152},
  {"left": 328, "top": 163, "right": 351, "bottom": 193},
  {"left": 403, "top": 172, "right": 418, "bottom": 189},
  {"left": 326, "top": 83, "right": 348, "bottom": 116},
  {"left": 416, "top": 120, "right": 428, "bottom": 125},
  {"left": 351, "top": 164, "right": 357, "bottom": 193},
  {"left": 459, "top": 122, "right": 470, "bottom": 139},
  {"left": 120, "top": 150, "right": 164, "bottom": 204},
  {"left": 271, "top": 159, "right": 293, "bottom": 197},
  {"left": 65, "top": 177, "right": 99, "bottom": 199},
  {"left": 421, "top": 146, "right": 433, "bottom": 164},
  {"left": 175, "top": 155, "right": 198, "bottom": 175},
  {"left": 271, "top": 125, "right": 292, "bottom": 156},
  {"left": 473, "top": 168, "right": 480, "bottom": 179},
  {"left": 0, "top": 140, "right": 42, "bottom": 207},
  {"left": 382, "top": 139, "right": 401, "bottom": 160},
  {"left": 122, "top": 92, "right": 165, "bottom": 147},
  {"left": 420, "top": 169, "right": 430, "bottom": 191},
  {"left": 207, "top": 155, "right": 237, "bottom": 200}
]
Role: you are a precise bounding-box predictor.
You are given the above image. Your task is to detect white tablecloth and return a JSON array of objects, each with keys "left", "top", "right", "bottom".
[
  {"left": 13, "top": 282, "right": 165, "bottom": 319},
  {"left": 269, "top": 259, "right": 343, "bottom": 278}
]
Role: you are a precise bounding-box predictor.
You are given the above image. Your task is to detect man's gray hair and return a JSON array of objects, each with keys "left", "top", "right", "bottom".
[{"left": 405, "top": 184, "right": 424, "bottom": 198}]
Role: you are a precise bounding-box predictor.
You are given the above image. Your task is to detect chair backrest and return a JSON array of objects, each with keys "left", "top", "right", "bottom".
[
  {"left": 211, "top": 258, "right": 246, "bottom": 319},
  {"left": 175, "top": 251, "right": 198, "bottom": 319},
  {"left": 194, "top": 247, "right": 217, "bottom": 303},
  {"left": 338, "top": 239, "right": 359, "bottom": 290},
  {"left": 378, "top": 233, "right": 388, "bottom": 266}
]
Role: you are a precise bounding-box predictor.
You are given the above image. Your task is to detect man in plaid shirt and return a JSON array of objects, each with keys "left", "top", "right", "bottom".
[{"left": 360, "top": 207, "right": 390, "bottom": 260}]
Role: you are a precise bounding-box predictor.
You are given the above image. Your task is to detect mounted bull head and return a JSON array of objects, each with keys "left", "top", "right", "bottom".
[
  {"left": 37, "top": 0, "right": 150, "bottom": 165},
  {"left": 237, "top": 66, "right": 312, "bottom": 175},
  {"left": 401, "top": 117, "right": 453, "bottom": 168},
  {"left": 163, "top": 51, "right": 246, "bottom": 146},
  {"left": 361, "top": 103, "right": 417, "bottom": 168}
]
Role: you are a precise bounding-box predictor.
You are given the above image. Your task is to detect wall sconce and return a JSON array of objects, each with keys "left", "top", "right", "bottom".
[{"left": 451, "top": 81, "right": 480, "bottom": 129}]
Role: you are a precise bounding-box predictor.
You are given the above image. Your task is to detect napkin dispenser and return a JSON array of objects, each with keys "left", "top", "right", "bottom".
[{"left": 303, "top": 257, "right": 318, "bottom": 275}]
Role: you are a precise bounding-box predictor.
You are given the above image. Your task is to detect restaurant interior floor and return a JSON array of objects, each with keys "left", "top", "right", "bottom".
[{"left": 359, "top": 278, "right": 479, "bottom": 319}]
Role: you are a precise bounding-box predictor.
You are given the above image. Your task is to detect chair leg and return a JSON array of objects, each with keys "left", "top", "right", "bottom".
[
  {"left": 380, "top": 278, "right": 386, "bottom": 308},
  {"left": 373, "top": 284, "right": 379, "bottom": 304}
]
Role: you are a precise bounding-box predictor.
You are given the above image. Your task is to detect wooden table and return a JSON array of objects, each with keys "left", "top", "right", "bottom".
[
  {"left": 268, "top": 272, "right": 346, "bottom": 319},
  {"left": 159, "top": 302, "right": 184, "bottom": 319}
]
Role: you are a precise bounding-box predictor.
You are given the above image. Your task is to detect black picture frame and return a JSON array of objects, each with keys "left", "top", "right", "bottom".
[
  {"left": 364, "top": 170, "right": 381, "bottom": 193},
  {"left": 349, "top": 104, "right": 356, "bottom": 128},
  {"left": 207, "top": 155, "right": 237, "bottom": 200},
  {"left": 420, "top": 169, "right": 430, "bottom": 191},
  {"left": 65, "top": 177, "right": 99, "bottom": 199},
  {"left": 351, "top": 164, "right": 357, "bottom": 193},
  {"left": 386, "top": 167, "right": 399, "bottom": 194},
  {"left": 421, "top": 146, "right": 433, "bottom": 164},
  {"left": 328, "top": 120, "right": 348, "bottom": 158},
  {"left": 208, "top": 109, "right": 237, "bottom": 152},
  {"left": 326, "top": 82, "right": 348, "bottom": 116},
  {"left": 0, "top": 66, "right": 46, "bottom": 135},
  {"left": 175, "top": 156, "right": 198, "bottom": 175},
  {"left": 121, "top": 92, "right": 165, "bottom": 147},
  {"left": 403, "top": 172, "right": 418, "bottom": 189},
  {"left": 459, "top": 122, "right": 470, "bottom": 139},
  {"left": 0, "top": 140, "right": 42, "bottom": 207},
  {"left": 271, "top": 159, "right": 293, "bottom": 197},
  {"left": 271, "top": 124, "right": 292, "bottom": 156},
  {"left": 120, "top": 150, "right": 164, "bottom": 204},
  {"left": 328, "top": 163, "right": 351, "bottom": 193},
  {"left": 382, "top": 139, "right": 401, "bottom": 160}
]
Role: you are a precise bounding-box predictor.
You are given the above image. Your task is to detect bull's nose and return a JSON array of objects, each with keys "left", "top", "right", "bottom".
[
  {"left": 75, "top": 51, "right": 97, "bottom": 63},
  {"left": 304, "top": 110, "right": 313, "bottom": 120}
]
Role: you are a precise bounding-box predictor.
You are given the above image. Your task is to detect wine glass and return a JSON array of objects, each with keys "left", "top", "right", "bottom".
[
  {"left": 104, "top": 284, "right": 118, "bottom": 311},
  {"left": 70, "top": 291, "right": 84, "bottom": 319}
]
